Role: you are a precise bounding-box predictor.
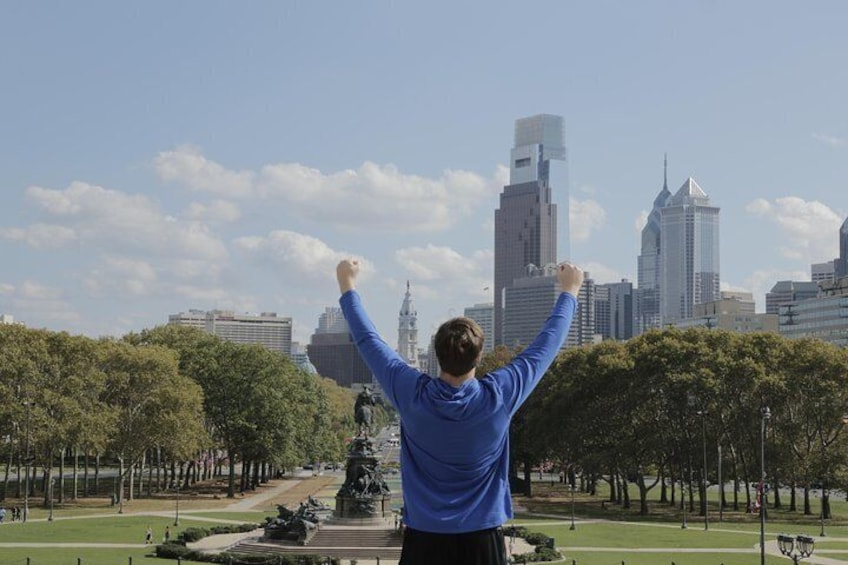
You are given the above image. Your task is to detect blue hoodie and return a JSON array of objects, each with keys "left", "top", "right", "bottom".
[{"left": 340, "top": 290, "right": 576, "bottom": 534}]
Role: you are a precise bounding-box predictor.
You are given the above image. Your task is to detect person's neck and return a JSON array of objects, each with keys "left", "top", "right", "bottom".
[{"left": 439, "top": 369, "right": 476, "bottom": 387}]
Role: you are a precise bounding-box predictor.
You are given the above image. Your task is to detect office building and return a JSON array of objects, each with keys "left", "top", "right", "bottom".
[
  {"left": 503, "top": 264, "right": 595, "bottom": 349},
  {"left": 494, "top": 114, "right": 566, "bottom": 346},
  {"left": 779, "top": 277, "right": 848, "bottom": 347},
  {"left": 636, "top": 156, "right": 673, "bottom": 334},
  {"left": 424, "top": 335, "right": 440, "bottom": 376},
  {"left": 765, "top": 281, "right": 819, "bottom": 315},
  {"left": 672, "top": 292, "right": 777, "bottom": 333},
  {"left": 315, "top": 307, "right": 348, "bottom": 334},
  {"left": 596, "top": 280, "right": 634, "bottom": 341},
  {"left": 812, "top": 261, "right": 836, "bottom": 284},
  {"left": 1, "top": 314, "right": 15, "bottom": 325},
  {"left": 168, "top": 309, "right": 292, "bottom": 356},
  {"left": 660, "top": 178, "right": 720, "bottom": 324},
  {"left": 836, "top": 215, "right": 848, "bottom": 278},
  {"left": 306, "top": 312, "right": 373, "bottom": 388},
  {"left": 463, "top": 302, "right": 494, "bottom": 353},
  {"left": 396, "top": 281, "right": 419, "bottom": 368}
]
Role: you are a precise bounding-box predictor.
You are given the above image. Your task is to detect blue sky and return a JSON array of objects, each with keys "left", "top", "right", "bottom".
[{"left": 1, "top": 1, "right": 846, "bottom": 346}]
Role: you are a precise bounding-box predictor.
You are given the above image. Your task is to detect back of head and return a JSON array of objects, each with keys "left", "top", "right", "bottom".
[{"left": 434, "top": 317, "right": 484, "bottom": 377}]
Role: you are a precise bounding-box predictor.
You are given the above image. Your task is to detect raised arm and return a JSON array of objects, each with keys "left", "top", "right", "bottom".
[
  {"left": 495, "top": 261, "right": 584, "bottom": 414},
  {"left": 336, "top": 259, "right": 421, "bottom": 409}
]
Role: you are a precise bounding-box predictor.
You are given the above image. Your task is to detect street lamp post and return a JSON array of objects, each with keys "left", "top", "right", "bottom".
[
  {"left": 760, "top": 406, "right": 771, "bottom": 565},
  {"left": 718, "top": 444, "right": 723, "bottom": 523},
  {"left": 22, "top": 399, "right": 32, "bottom": 524},
  {"left": 569, "top": 482, "right": 576, "bottom": 531},
  {"left": 697, "top": 409, "right": 709, "bottom": 530},
  {"left": 174, "top": 478, "right": 180, "bottom": 526},
  {"left": 778, "top": 534, "right": 815, "bottom": 564},
  {"left": 48, "top": 478, "right": 55, "bottom": 521},
  {"left": 818, "top": 490, "right": 826, "bottom": 537}
]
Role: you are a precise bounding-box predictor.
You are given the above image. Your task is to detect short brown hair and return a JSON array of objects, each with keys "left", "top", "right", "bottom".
[{"left": 434, "top": 317, "right": 485, "bottom": 377}]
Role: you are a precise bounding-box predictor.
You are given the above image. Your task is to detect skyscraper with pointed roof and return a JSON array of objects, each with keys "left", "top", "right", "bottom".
[
  {"left": 636, "top": 155, "right": 673, "bottom": 333},
  {"left": 397, "top": 281, "right": 419, "bottom": 368},
  {"left": 660, "top": 177, "right": 720, "bottom": 324}
]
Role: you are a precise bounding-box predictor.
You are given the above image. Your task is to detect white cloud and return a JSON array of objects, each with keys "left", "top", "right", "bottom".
[
  {"left": 153, "top": 146, "right": 502, "bottom": 232},
  {"left": 569, "top": 197, "right": 606, "bottom": 242},
  {"left": 21, "top": 181, "right": 228, "bottom": 261},
  {"left": 185, "top": 199, "right": 242, "bottom": 223},
  {"left": 257, "top": 161, "right": 498, "bottom": 231},
  {"left": 20, "top": 281, "right": 63, "bottom": 300},
  {"left": 0, "top": 224, "right": 77, "bottom": 248},
  {"left": 811, "top": 133, "right": 846, "bottom": 147},
  {"left": 1, "top": 280, "right": 81, "bottom": 324},
  {"left": 394, "top": 245, "right": 492, "bottom": 304},
  {"left": 84, "top": 257, "right": 158, "bottom": 297},
  {"left": 745, "top": 196, "right": 842, "bottom": 261},
  {"left": 234, "top": 229, "right": 373, "bottom": 286},
  {"left": 154, "top": 145, "right": 255, "bottom": 197}
]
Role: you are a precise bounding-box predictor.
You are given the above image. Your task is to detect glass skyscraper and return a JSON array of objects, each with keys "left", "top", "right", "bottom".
[
  {"left": 636, "top": 156, "right": 672, "bottom": 333},
  {"left": 494, "top": 114, "right": 567, "bottom": 346},
  {"left": 660, "top": 178, "right": 720, "bottom": 324}
]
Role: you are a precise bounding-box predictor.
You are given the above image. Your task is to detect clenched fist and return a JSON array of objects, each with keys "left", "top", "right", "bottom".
[
  {"left": 337, "top": 259, "right": 360, "bottom": 294},
  {"left": 557, "top": 262, "right": 584, "bottom": 296}
]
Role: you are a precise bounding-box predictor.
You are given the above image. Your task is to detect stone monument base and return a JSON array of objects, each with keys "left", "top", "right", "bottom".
[{"left": 331, "top": 494, "right": 392, "bottom": 525}]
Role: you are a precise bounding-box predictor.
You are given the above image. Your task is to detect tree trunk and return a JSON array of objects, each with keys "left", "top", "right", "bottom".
[
  {"left": 94, "top": 452, "right": 100, "bottom": 496},
  {"left": 128, "top": 461, "right": 135, "bottom": 502},
  {"left": 83, "top": 449, "right": 90, "bottom": 497},
  {"left": 3, "top": 449, "right": 12, "bottom": 499},
  {"left": 59, "top": 447, "right": 65, "bottom": 504},
  {"left": 227, "top": 449, "right": 236, "bottom": 498},
  {"left": 789, "top": 480, "right": 797, "bottom": 512},
  {"left": 72, "top": 446, "right": 79, "bottom": 501},
  {"left": 147, "top": 451, "right": 154, "bottom": 497},
  {"left": 15, "top": 452, "right": 22, "bottom": 498},
  {"left": 803, "top": 485, "right": 811, "bottom": 515},
  {"left": 117, "top": 457, "right": 125, "bottom": 509}
]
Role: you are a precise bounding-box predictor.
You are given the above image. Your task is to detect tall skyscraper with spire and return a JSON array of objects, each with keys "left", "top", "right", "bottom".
[
  {"left": 397, "top": 281, "right": 419, "bottom": 368},
  {"left": 660, "top": 178, "right": 720, "bottom": 324},
  {"left": 494, "top": 114, "right": 567, "bottom": 346},
  {"left": 636, "top": 156, "right": 673, "bottom": 333}
]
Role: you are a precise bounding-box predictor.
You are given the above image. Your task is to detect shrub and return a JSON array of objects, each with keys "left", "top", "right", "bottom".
[
  {"left": 179, "top": 527, "right": 211, "bottom": 543},
  {"left": 524, "top": 532, "right": 550, "bottom": 546},
  {"left": 155, "top": 543, "right": 196, "bottom": 559}
]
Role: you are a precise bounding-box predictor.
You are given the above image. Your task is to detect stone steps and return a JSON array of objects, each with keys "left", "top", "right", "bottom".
[
  {"left": 229, "top": 527, "right": 403, "bottom": 560},
  {"left": 233, "top": 541, "right": 402, "bottom": 561}
]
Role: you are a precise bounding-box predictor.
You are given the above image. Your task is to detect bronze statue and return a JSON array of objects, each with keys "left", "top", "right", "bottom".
[{"left": 354, "top": 385, "right": 376, "bottom": 437}]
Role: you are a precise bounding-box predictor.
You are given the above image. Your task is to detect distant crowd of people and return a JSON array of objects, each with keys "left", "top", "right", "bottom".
[{"left": 0, "top": 506, "right": 23, "bottom": 522}]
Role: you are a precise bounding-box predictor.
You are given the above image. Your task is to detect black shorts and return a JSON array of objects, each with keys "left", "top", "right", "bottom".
[{"left": 400, "top": 526, "right": 508, "bottom": 565}]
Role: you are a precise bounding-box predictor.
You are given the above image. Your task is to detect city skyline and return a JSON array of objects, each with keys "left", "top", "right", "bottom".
[{"left": 1, "top": 2, "right": 846, "bottom": 348}]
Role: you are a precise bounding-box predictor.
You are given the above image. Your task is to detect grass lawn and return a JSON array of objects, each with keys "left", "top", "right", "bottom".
[
  {"left": 4, "top": 472, "right": 848, "bottom": 564},
  {"left": 0, "top": 547, "right": 154, "bottom": 565}
]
